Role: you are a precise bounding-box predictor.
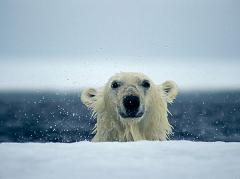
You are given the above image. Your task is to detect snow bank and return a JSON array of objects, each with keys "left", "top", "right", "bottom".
[{"left": 0, "top": 141, "right": 239, "bottom": 179}]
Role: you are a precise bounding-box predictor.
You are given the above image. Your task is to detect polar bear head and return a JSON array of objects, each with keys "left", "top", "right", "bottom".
[{"left": 81, "top": 72, "right": 178, "bottom": 141}]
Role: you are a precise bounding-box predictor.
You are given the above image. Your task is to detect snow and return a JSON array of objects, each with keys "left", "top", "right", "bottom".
[
  {"left": 0, "top": 141, "right": 240, "bottom": 179},
  {"left": 1, "top": 58, "right": 240, "bottom": 91}
]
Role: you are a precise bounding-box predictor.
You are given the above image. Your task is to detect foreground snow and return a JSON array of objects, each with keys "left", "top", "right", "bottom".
[{"left": 0, "top": 141, "right": 240, "bottom": 179}]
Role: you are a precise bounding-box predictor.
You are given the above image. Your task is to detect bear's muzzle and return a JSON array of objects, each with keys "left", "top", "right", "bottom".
[{"left": 119, "top": 95, "right": 144, "bottom": 119}]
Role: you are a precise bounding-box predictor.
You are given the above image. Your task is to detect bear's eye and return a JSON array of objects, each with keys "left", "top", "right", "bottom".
[
  {"left": 111, "top": 81, "right": 121, "bottom": 89},
  {"left": 142, "top": 80, "right": 150, "bottom": 89}
]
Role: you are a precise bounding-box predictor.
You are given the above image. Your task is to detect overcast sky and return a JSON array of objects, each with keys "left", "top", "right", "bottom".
[{"left": 0, "top": 0, "right": 240, "bottom": 90}]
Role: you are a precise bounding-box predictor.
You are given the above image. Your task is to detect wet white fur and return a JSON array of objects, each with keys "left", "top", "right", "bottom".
[{"left": 81, "top": 72, "right": 178, "bottom": 142}]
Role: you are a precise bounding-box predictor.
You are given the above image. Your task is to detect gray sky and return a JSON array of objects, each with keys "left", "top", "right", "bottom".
[
  {"left": 1, "top": 0, "right": 240, "bottom": 58},
  {"left": 0, "top": 0, "right": 240, "bottom": 90}
]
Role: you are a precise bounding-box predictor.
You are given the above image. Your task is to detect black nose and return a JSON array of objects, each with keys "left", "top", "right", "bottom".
[{"left": 123, "top": 95, "right": 140, "bottom": 117}]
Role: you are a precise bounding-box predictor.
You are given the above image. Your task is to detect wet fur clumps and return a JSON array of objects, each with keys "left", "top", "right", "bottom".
[{"left": 81, "top": 72, "right": 178, "bottom": 142}]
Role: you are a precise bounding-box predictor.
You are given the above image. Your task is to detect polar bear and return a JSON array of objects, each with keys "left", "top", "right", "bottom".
[{"left": 81, "top": 72, "right": 178, "bottom": 142}]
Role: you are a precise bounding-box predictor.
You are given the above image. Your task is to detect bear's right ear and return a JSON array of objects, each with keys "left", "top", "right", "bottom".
[
  {"left": 160, "top": 80, "right": 178, "bottom": 103},
  {"left": 81, "top": 88, "right": 98, "bottom": 108}
]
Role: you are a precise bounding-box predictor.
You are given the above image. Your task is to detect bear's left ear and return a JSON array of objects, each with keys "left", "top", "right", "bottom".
[
  {"left": 160, "top": 81, "right": 178, "bottom": 103},
  {"left": 81, "top": 88, "right": 98, "bottom": 108}
]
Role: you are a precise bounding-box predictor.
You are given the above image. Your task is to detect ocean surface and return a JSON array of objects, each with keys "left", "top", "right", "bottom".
[{"left": 0, "top": 90, "right": 239, "bottom": 142}]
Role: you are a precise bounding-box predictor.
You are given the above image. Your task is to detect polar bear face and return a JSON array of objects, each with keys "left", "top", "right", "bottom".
[
  {"left": 105, "top": 73, "right": 154, "bottom": 122},
  {"left": 81, "top": 72, "right": 178, "bottom": 123}
]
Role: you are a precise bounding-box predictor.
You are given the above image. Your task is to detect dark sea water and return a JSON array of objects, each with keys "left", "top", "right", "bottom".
[{"left": 0, "top": 90, "right": 240, "bottom": 142}]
